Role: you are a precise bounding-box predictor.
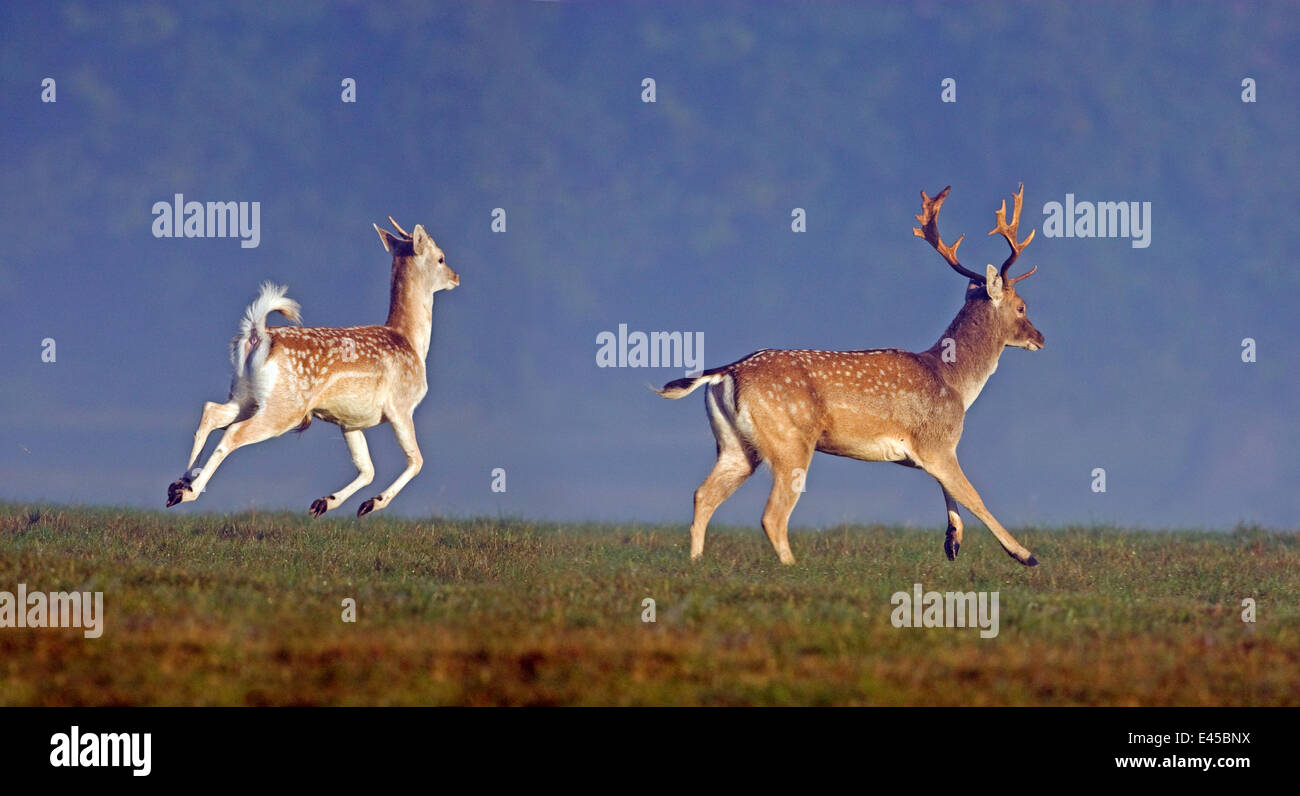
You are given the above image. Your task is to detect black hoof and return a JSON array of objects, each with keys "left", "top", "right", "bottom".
[
  {"left": 357, "top": 498, "right": 377, "bottom": 517},
  {"left": 309, "top": 497, "right": 331, "bottom": 517},
  {"left": 1008, "top": 551, "right": 1040, "bottom": 569},
  {"left": 166, "top": 480, "right": 190, "bottom": 508},
  {"left": 944, "top": 537, "right": 960, "bottom": 561}
]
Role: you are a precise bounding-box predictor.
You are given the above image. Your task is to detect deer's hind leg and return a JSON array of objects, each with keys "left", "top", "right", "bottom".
[
  {"left": 170, "top": 408, "right": 303, "bottom": 505},
  {"left": 690, "top": 450, "right": 757, "bottom": 560},
  {"left": 188, "top": 400, "right": 248, "bottom": 468},
  {"left": 759, "top": 443, "right": 813, "bottom": 566},
  {"left": 168, "top": 399, "right": 250, "bottom": 506},
  {"left": 688, "top": 382, "right": 760, "bottom": 560}
]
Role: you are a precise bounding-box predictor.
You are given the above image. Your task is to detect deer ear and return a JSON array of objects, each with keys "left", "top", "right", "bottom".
[
  {"left": 374, "top": 223, "right": 399, "bottom": 253},
  {"left": 412, "top": 224, "right": 433, "bottom": 256},
  {"left": 984, "top": 264, "right": 1004, "bottom": 303}
]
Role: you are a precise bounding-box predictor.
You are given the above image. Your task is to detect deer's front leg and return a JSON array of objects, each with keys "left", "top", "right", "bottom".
[
  {"left": 357, "top": 413, "right": 422, "bottom": 517},
  {"left": 942, "top": 487, "right": 964, "bottom": 561},
  {"left": 925, "top": 453, "right": 1037, "bottom": 566},
  {"left": 310, "top": 429, "right": 375, "bottom": 516}
]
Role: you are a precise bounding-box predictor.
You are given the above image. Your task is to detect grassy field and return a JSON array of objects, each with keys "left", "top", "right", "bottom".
[{"left": 0, "top": 503, "right": 1296, "bottom": 706}]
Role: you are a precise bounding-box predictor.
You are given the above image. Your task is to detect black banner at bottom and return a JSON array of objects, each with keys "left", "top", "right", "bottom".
[{"left": 0, "top": 707, "right": 1285, "bottom": 784}]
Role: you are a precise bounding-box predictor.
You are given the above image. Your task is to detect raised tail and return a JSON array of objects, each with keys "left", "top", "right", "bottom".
[
  {"left": 230, "top": 281, "right": 301, "bottom": 374},
  {"left": 652, "top": 367, "right": 728, "bottom": 399}
]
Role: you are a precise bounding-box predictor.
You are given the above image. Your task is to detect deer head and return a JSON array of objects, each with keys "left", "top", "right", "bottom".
[
  {"left": 374, "top": 217, "right": 460, "bottom": 294},
  {"left": 914, "top": 184, "right": 1045, "bottom": 352}
]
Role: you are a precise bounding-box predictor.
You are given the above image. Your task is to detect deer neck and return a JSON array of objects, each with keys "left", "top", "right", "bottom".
[
  {"left": 925, "top": 296, "right": 1006, "bottom": 410},
  {"left": 384, "top": 258, "right": 434, "bottom": 360}
]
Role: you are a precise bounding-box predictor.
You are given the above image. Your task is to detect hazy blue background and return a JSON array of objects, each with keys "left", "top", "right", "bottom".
[{"left": 2, "top": 1, "right": 1296, "bottom": 531}]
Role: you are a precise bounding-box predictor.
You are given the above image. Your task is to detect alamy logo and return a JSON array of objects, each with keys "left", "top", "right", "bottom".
[
  {"left": 151, "top": 193, "right": 261, "bottom": 248},
  {"left": 1041, "top": 194, "right": 1151, "bottom": 248},
  {"left": 50, "top": 726, "right": 151, "bottom": 777},
  {"left": 890, "top": 583, "right": 999, "bottom": 638},
  {"left": 596, "top": 324, "right": 704, "bottom": 375},
  {"left": 0, "top": 584, "right": 103, "bottom": 638}
]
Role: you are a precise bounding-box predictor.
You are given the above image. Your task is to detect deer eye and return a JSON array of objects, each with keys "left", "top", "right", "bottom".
[
  {"left": 1017, "top": 305, "right": 1025, "bottom": 314},
  {"left": 438, "top": 256, "right": 445, "bottom": 263}
]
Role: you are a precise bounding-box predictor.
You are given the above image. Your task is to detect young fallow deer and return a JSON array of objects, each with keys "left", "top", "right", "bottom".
[
  {"left": 658, "top": 185, "right": 1044, "bottom": 566},
  {"left": 167, "top": 219, "right": 459, "bottom": 516}
]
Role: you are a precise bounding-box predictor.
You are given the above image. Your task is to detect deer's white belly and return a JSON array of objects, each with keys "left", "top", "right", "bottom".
[
  {"left": 819, "top": 433, "right": 912, "bottom": 463},
  {"left": 312, "top": 393, "right": 385, "bottom": 430}
]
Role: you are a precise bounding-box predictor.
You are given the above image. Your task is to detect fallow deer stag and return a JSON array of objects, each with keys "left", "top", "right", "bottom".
[
  {"left": 657, "top": 185, "right": 1044, "bottom": 566},
  {"left": 166, "top": 219, "right": 459, "bottom": 516}
]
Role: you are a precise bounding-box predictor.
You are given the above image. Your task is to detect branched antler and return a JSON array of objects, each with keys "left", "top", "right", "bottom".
[
  {"left": 913, "top": 186, "right": 986, "bottom": 283},
  {"left": 989, "top": 184, "right": 1037, "bottom": 284}
]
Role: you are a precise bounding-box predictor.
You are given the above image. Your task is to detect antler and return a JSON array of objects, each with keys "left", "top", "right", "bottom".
[
  {"left": 988, "top": 184, "right": 1037, "bottom": 284},
  {"left": 913, "top": 186, "right": 986, "bottom": 283},
  {"left": 387, "top": 217, "right": 413, "bottom": 240}
]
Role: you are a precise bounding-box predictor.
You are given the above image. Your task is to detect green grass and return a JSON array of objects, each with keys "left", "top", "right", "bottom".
[{"left": 1, "top": 504, "right": 1296, "bottom": 705}]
